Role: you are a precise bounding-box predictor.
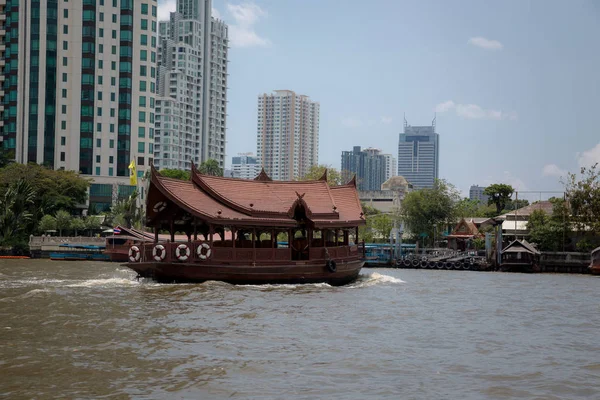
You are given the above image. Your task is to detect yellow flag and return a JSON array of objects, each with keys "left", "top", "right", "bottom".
[{"left": 128, "top": 159, "right": 137, "bottom": 186}]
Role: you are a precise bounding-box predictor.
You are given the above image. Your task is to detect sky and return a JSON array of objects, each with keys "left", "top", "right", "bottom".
[{"left": 158, "top": 0, "right": 600, "bottom": 200}]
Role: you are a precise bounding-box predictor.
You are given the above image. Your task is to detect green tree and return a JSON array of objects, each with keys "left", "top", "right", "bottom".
[
  {"left": 198, "top": 159, "right": 223, "bottom": 176},
  {"left": 454, "top": 198, "right": 481, "bottom": 218},
  {"left": 159, "top": 168, "right": 191, "bottom": 180},
  {"left": 371, "top": 213, "right": 394, "bottom": 241},
  {"left": 527, "top": 198, "right": 572, "bottom": 251},
  {"left": 503, "top": 199, "right": 530, "bottom": 212},
  {"left": 0, "top": 179, "right": 36, "bottom": 245},
  {"left": 108, "top": 190, "right": 142, "bottom": 229},
  {"left": 39, "top": 215, "right": 57, "bottom": 233},
  {"left": 55, "top": 210, "right": 72, "bottom": 236},
  {"left": 83, "top": 216, "right": 102, "bottom": 236},
  {"left": 484, "top": 184, "right": 514, "bottom": 215},
  {"left": 400, "top": 179, "right": 460, "bottom": 247},
  {"left": 565, "top": 163, "right": 600, "bottom": 234},
  {"left": 70, "top": 218, "right": 85, "bottom": 236},
  {"left": 0, "top": 163, "right": 90, "bottom": 216},
  {"left": 299, "top": 164, "right": 344, "bottom": 186}
]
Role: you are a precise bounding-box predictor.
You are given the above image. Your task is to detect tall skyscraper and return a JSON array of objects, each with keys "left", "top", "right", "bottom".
[
  {"left": 257, "top": 90, "right": 319, "bottom": 181},
  {"left": 382, "top": 153, "right": 397, "bottom": 181},
  {"left": 397, "top": 117, "right": 439, "bottom": 189},
  {"left": 341, "top": 146, "right": 387, "bottom": 191},
  {"left": 154, "top": 0, "right": 228, "bottom": 170},
  {"left": 1, "top": 0, "right": 157, "bottom": 211},
  {"left": 231, "top": 153, "right": 261, "bottom": 179}
]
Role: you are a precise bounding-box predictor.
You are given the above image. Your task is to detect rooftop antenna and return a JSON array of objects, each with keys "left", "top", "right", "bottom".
[
  {"left": 432, "top": 113, "right": 437, "bottom": 132},
  {"left": 403, "top": 113, "right": 408, "bottom": 130}
]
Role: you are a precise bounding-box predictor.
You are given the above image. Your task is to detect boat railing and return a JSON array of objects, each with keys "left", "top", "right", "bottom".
[{"left": 136, "top": 240, "right": 362, "bottom": 263}]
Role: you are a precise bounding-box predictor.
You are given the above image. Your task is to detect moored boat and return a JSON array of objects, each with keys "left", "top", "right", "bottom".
[
  {"left": 590, "top": 246, "right": 600, "bottom": 275},
  {"left": 124, "top": 164, "right": 367, "bottom": 285},
  {"left": 50, "top": 244, "right": 111, "bottom": 261}
]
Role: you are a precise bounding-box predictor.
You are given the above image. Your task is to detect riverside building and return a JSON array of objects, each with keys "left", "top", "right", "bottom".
[{"left": 397, "top": 117, "right": 439, "bottom": 189}]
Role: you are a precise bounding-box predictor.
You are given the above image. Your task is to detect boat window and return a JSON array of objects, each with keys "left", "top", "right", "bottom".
[{"left": 276, "top": 231, "right": 289, "bottom": 248}]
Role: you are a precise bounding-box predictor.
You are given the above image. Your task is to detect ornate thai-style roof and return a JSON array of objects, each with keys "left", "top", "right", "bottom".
[
  {"left": 447, "top": 218, "right": 482, "bottom": 239},
  {"left": 146, "top": 165, "right": 365, "bottom": 228}
]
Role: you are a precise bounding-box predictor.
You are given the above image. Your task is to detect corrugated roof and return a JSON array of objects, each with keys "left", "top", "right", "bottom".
[{"left": 500, "top": 201, "right": 554, "bottom": 219}]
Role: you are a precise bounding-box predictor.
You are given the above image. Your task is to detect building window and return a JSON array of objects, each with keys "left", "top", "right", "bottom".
[
  {"left": 61, "top": 137, "right": 66, "bottom": 146},
  {"left": 60, "top": 152, "right": 65, "bottom": 162},
  {"left": 141, "top": 19, "right": 148, "bottom": 30},
  {"left": 141, "top": 3, "right": 148, "bottom": 14},
  {"left": 109, "top": 167, "right": 113, "bottom": 176},
  {"left": 139, "top": 81, "right": 146, "bottom": 92},
  {"left": 97, "top": 123, "right": 102, "bottom": 132},
  {"left": 140, "top": 50, "right": 147, "bottom": 61},
  {"left": 138, "top": 157, "right": 145, "bottom": 166},
  {"left": 96, "top": 155, "right": 101, "bottom": 163},
  {"left": 140, "top": 66, "right": 146, "bottom": 76},
  {"left": 97, "top": 107, "right": 102, "bottom": 117},
  {"left": 109, "top": 156, "right": 114, "bottom": 164},
  {"left": 141, "top": 35, "right": 147, "bottom": 46},
  {"left": 62, "top": 89, "right": 67, "bottom": 98},
  {"left": 109, "top": 139, "right": 114, "bottom": 149},
  {"left": 138, "top": 143, "right": 145, "bottom": 153},
  {"left": 61, "top": 105, "right": 66, "bottom": 114},
  {"left": 62, "top": 73, "right": 67, "bottom": 82},
  {"left": 138, "top": 127, "right": 145, "bottom": 138},
  {"left": 95, "top": 167, "right": 101, "bottom": 176},
  {"left": 61, "top": 121, "right": 66, "bottom": 130},
  {"left": 139, "top": 96, "right": 146, "bottom": 107},
  {"left": 139, "top": 111, "right": 146, "bottom": 122},
  {"left": 96, "top": 139, "right": 101, "bottom": 148}
]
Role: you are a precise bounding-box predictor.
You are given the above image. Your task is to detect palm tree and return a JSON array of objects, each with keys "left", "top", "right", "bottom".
[
  {"left": 199, "top": 159, "right": 223, "bottom": 176},
  {"left": 0, "top": 179, "right": 36, "bottom": 244},
  {"left": 108, "top": 190, "right": 142, "bottom": 229}
]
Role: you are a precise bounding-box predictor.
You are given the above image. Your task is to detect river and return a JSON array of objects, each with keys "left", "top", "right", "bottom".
[{"left": 1, "top": 259, "right": 599, "bottom": 399}]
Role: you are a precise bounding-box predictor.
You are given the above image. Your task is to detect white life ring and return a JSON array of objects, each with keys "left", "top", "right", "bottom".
[
  {"left": 176, "top": 244, "right": 191, "bottom": 262},
  {"left": 153, "top": 244, "right": 166, "bottom": 261},
  {"left": 128, "top": 245, "right": 141, "bottom": 262},
  {"left": 196, "top": 243, "right": 212, "bottom": 260},
  {"left": 153, "top": 201, "right": 167, "bottom": 213}
]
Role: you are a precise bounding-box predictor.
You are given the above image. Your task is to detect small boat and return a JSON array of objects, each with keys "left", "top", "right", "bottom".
[
  {"left": 590, "top": 247, "right": 600, "bottom": 275},
  {"left": 0, "top": 256, "right": 31, "bottom": 259},
  {"left": 124, "top": 164, "right": 367, "bottom": 285},
  {"left": 50, "top": 244, "right": 111, "bottom": 261}
]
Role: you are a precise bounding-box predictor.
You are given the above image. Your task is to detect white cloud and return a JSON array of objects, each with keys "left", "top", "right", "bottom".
[
  {"left": 577, "top": 142, "right": 600, "bottom": 168},
  {"left": 341, "top": 117, "right": 362, "bottom": 128},
  {"left": 212, "top": 7, "right": 222, "bottom": 19},
  {"left": 468, "top": 36, "right": 503, "bottom": 50},
  {"left": 435, "top": 100, "right": 518, "bottom": 121},
  {"left": 226, "top": 3, "right": 270, "bottom": 47},
  {"left": 435, "top": 100, "right": 455, "bottom": 113},
  {"left": 542, "top": 164, "right": 567, "bottom": 178},
  {"left": 158, "top": 0, "right": 176, "bottom": 21},
  {"left": 380, "top": 116, "right": 393, "bottom": 124}
]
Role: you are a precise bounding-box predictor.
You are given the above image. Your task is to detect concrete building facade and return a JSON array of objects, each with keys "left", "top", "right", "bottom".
[
  {"left": 382, "top": 153, "right": 397, "bottom": 181},
  {"left": 341, "top": 146, "right": 387, "bottom": 191},
  {"left": 1, "top": 0, "right": 158, "bottom": 212},
  {"left": 469, "top": 185, "right": 489, "bottom": 204},
  {"left": 256, "top": 90, "right": 319, "bottom": 181},
  {"left": 231, "top": 153, "right": 261, "bottom": 179},
  {"left": 154, "top": 0, "right": 228, "bottom": 171},
  {"left": 397, "top": 117, "right": 439, "bottom": 189}
]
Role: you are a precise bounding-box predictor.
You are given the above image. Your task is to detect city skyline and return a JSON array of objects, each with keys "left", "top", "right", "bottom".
[{"left": 158, "top": 0, "right": 600, "bottom": 197}]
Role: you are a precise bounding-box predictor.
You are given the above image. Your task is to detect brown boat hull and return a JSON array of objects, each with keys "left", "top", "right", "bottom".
[{"left": 124, "top": 259, "right": 364, "bottom": 286}]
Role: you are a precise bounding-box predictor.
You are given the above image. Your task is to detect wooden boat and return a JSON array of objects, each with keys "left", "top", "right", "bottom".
[
  {"left": 590, "top": 246, "right": 600, "bottom": 275},
  {"left": 124, "top": 164, "right": 366, "bottom": 285}
]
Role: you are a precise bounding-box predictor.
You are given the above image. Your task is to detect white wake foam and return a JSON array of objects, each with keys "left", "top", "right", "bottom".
[
  {"left": 66, "top": 278, "right": 142, "bottom": 288},
  {"left": 347, "top": 272, "right": 405, "bottom": 288}
]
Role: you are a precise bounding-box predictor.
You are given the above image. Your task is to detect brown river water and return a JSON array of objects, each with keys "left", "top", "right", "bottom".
[{"left": 1, "top": 259, "right": 599, "bottom": 399}]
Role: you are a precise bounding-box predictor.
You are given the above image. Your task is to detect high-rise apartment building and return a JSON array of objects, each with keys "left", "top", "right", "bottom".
[
  {"left": 341, "top": 146, "right": 387, "bottom": 191},
  {"left": 154, "top": 0, "right": 228, "bottom": 171},
  {"left": 382, "top": 153, "right": 397, "bottom": 181},
  {"left": 231, "top": 153, "right": 261, "bottom": 179},
  {"left": 397, "top": 117, "right": 439, "bottom": 189},
  {"left": 257, "top": 90, "right": 319, "bottom": 181},
  {"left": 469, "top": 185, "right": 489, "bottom": 204},
  {"left": 1, "top": 0, "right": 158, "bottom": 212}
]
